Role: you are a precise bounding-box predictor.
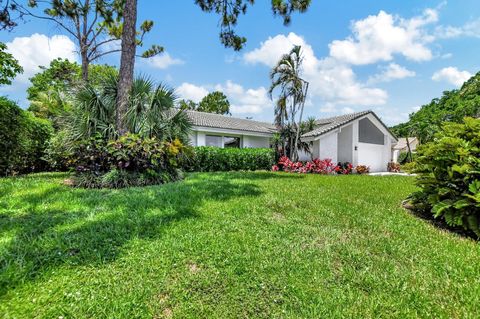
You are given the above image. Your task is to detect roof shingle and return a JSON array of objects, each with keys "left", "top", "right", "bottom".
[{"left": 184, "top": 110, "right": 276, "bottom": 134}]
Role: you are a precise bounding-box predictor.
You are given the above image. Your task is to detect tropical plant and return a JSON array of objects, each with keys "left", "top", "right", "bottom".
[
  {"left": 275, "top": 156, "right": 339, "bottom": 174},
  {"left": 269, "top": 45, "right": 309, "bottom": 161},
  {"left": 0, "top": 42, "right": 23, "bottom": 85},
  {"left": 355, "top": 165, "right": 370, "bottom": 174},
  {"left": 73, "top": 134, "right": 187, "bottom": 188},
  {"left": 408, "top": 117, "right": 480, "bottom": 237},
  {"left": 64, "top": 74, "right": 192, "bottom": 144}
]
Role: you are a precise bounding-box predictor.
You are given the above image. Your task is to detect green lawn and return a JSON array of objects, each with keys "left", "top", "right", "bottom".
[{"left": 0, "top": 172, "right": 479, "bottom": 318}]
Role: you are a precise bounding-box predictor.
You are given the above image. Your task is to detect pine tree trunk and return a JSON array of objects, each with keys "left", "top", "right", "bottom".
[
  {"left": 81, "top": 47, "right": 89, "bottom": 82},
  {"left": 116, "top": 0, "right": 137, "bottom": 136}
]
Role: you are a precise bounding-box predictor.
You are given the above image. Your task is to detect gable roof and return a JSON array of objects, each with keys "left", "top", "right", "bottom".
[
  {"left": 301, "top": 110, "right": 396, "bottom": 140},
  {"left": 393, "top": 137, "right": 418, "bottom": 150},
  {"left": 183, "top": 110, "right": 276, "bottom": 134}
]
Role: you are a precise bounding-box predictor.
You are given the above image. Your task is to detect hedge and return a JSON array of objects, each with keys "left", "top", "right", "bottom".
[
  {"left": 184, "top": 147, "right": 275, "bottom": 172},
  {"left": 0, "top": 97, "right": 53, "bottom": 176}
]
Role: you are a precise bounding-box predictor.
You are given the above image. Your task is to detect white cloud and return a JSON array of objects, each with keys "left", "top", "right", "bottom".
[
  {"left": 176, "top": 82, "right": 209, "bottom": 103},
  {"left": 432, "top": 67, "right": 472, "bottom": 87},
  {"left": 214, "top": 81, "right": 272, "bottom": 114},
  {"left": 243, "top": 32, "right": 388, "bottom": 111},
  {"left": 329, "top": 9, "right": 437, "bottom": 65},
  {"left": 5, "top": 33, "right": 77, "bottom": 83},
  {"left": 368, "top": 63, "right": 416, "bottom": 83},
  {"left": 148, "top": 52, "right": 184, "bottom": 69},
  {"left": 435, "top": 18, "right": 480, "bottom": 39},
  {"left": 176, "top": 81, "right": 272, "bottom": 114}
]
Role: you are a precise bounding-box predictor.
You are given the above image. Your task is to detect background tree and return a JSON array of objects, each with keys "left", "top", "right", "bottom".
[
  {"left": 195, "top": 0, "right": 311, "bottom": 50},
  {"left": 197, "top": 91, "right": 230, "bottom": 115},
  {"left": 0, "top": 41, "right": 23, "bottom": 85},
  {"left": 26, "top": 58, "right": 117, "bottom": 122},
  {"left": 178, "top": 99, "right": 198, "bottom": 111},
  {"left": 8, "top": 0, "right": 161, "bottom": 81},
  {"left": 391, "top": 71, "right": 480, "bottom": 143},
  {"left": 269, "top": 45, "right": 309, "bottom": 160}
]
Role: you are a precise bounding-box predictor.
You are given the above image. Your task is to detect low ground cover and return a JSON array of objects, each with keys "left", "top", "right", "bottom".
[{"left": 1, "top": 172, "right": 479, "bottom": 318}]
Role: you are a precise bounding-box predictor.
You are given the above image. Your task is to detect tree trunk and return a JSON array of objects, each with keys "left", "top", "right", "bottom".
[
  {"left": 80, "top": 47, "right": 89, "bottom": 82},
  {"left": 116, "top": 0, "right": 137, "bottom": 136},
  {"left": 293, "top": 82, "right": 308, "bottom": 162}
]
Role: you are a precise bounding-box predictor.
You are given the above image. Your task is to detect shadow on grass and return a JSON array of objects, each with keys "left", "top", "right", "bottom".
[{"left": 0, "top": 173, "right": 263, "bottom": 295}]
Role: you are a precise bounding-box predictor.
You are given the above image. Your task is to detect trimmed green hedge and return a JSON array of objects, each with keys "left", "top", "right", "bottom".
[
  {"left": 0, "top": 97, "right": 53, "bottom": 175},
  {"left": 185, "top": 147, "right": 275, "bottom": 172}
]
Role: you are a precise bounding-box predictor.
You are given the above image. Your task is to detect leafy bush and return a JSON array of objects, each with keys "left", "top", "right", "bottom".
[
  {"left": 184, "top": 147, "right": 275, "bottom": 172},
  {"left": 387, "top": 162, "right": 401, "bottom": 173},
  {"left": 275, "top": 156, "right": 340, "bottom": 174},
  {"left": 337, "top": 162, "right": 353, "bottom": 175},
  {"left": 0, "top": 97, "right": 53, "bottom": 175},
  {"left": 355, "top": 165, "right": 370, "bottom": 174},
  {"left": 73, "top": 134, "right": 189, "bottom": 188},
  {"left": 408, "top": 117, "right": 480, "bottom": 237}
]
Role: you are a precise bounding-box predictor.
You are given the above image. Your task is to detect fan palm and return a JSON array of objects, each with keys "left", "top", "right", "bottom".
[
  {"left": 269, "top": 45, "right": 309, "bottom": 160},
  {"left": 65, "top": 74, "right": 191, "bottom": 143}
]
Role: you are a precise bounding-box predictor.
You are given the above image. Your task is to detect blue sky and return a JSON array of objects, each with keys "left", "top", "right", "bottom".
[{"left": 1, "top": 0, "right": 479, "bottom": 125}]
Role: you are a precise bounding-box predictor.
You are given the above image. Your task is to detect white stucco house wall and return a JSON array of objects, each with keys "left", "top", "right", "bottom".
[
  {"left": 182, "top": 109, "right": 397, "bottom": 172},
  {"left": 300, "top": 111, "right": 397, "bottom": 172},
  {"left": 183, "top": 110, "right": 275, "bottom": 148}
]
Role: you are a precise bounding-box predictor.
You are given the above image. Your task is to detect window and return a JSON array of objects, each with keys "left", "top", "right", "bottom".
[
  {"left": 224, "top": 136, "right": 240, "bottom": 148},
  {"left": 359, "top": 118, "right": 384, "bottom": 145},
  {"left": 205, "top": 135, "right": 222, "bottom": 147}
]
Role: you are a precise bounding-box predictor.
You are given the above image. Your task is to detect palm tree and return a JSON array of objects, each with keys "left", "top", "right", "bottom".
[
  {"left": 65, "top": 73, "right": 191, "bottom": 143},
  {"left": 269, "top": 45, "right": 309, "bottom": 161}
]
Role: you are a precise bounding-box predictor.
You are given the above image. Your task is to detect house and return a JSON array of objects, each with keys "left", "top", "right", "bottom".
[
  {"left": 299, "top": 111, "right": 397, "bottom": 172},
  {"left": 183, "top": 109, "right": 397, "bottom": 172},
  {"left": 184, "top": 110, "right": 276, "bottom": 148},
  {"left": 391, "top": 137, "right": 419, "bottom": 163}
]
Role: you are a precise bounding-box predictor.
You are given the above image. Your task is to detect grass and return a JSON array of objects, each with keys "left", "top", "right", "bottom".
[{"left": 0, "top": 172, "right": 479, "bottom": 318}]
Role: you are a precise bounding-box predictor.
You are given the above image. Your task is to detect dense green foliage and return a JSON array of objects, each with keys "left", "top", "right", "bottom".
[
  {"left": 73, "top": 134, "right": 188, "bottom": 188},
  {"left": 0, "top": 42, "right": 23, "bottom": 85},
  {"left": 179, "top": 91, "right": 231, "bottom": 115},
  {"left": 391, "top": 72, "right": 480, "bottom": 142},
  {"left": 185, "top": 147, "right": 275, "bottom": 172},
  {"left": 63, "top": 74, "right": 191, "bottom": 143},
  {"left": 409, "top": 117, "right": 480, "bottom": 237},
  {"left": 27, "top": 59, "right": 117, "bottom": 121},
  {"left": 1, "top": 172, "right": 479, "bottom": 317},
  {"left": 0, "top": 97, "right": 53, "bottom": 175}
]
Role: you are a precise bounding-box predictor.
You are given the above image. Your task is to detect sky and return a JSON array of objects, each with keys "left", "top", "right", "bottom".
[{"left": 1, "top": 0, "right": 479, "bottom": 126}]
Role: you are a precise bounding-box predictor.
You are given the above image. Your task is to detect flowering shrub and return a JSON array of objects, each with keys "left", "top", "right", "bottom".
[
  {"left": 336, "top": 162, "right": 353, "bottom": 175},
  {"left": 275, "top": 156, "right": 340, "bottom": 174},
  {"left": 355, "top": 165, "right": 370, "bottom": 174},
  {"left": 387, "top": 162, "right": 401, "bottom": 173}
]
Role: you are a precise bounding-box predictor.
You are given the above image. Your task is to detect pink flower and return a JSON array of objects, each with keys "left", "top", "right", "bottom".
[{"left": 272, "top": 165, "right": 279, "bottom": 172}]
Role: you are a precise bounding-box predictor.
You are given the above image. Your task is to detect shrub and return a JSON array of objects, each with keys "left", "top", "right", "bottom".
[
  {"left": 184, "top": 147, "right": 275, "bottom": 172},
  {"left": 355, "top": 165, "right": 370, "bottom": 174},
  {"left": 275, "top": 156, "right": 339, "bottom": 174},
  {"left": 387, "top": 162, "right": 401, "bottom": 173},
  {"left": 73, "top": 134, "right": 189, "bottom": 188},
  {"left": 43, "top": 130, "right": 76, "bottom": 171},
  {"left": 408, "top": 117, "right": 480, "bottom": 237},
  {"left": 0, "top": 97, "right": 53, "bottom": 175},
  {"left": 337, "top": 162, "right": 353, "bottom": 175}
]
